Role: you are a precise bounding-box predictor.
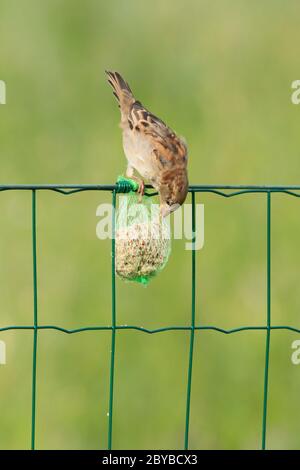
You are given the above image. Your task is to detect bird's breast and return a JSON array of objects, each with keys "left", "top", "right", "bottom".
[{"left": 122, "top": 129, "right": 156, "bottom": 179}]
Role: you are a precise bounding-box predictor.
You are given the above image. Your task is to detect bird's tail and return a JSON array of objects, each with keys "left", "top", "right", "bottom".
[{"left": 105, "top": 71, "right": 135, "bottom": 122}]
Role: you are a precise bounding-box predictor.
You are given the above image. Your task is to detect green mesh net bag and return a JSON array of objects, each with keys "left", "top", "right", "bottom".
[{"left": 115, "top": 186, "right": 171, "bottom": 285}]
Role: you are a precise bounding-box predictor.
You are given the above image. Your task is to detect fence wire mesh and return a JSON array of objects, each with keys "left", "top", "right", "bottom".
[{"left": 1, "top": 183, "right": 300, "bottom": 450}]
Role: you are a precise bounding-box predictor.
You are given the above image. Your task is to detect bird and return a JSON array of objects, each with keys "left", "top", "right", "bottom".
[{"left": 105, "top": 70, "right": 188, "bottom": 217}]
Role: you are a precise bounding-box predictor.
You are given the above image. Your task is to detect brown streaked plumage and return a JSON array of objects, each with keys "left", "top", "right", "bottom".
[{"left": 105, "top": 70, "right": 188, "bottom": 216}]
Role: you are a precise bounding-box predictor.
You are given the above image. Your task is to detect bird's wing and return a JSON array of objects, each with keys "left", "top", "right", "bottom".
[{"left": 128, "top": 101, "right": 188, "bottom": 171}]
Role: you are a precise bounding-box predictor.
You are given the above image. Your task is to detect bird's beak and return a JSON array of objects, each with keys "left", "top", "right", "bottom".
[
  {"left": 160, "top": 205, "right": 170, "bottom": 218},
  {"left": 160, "top": 203, "right": 180, "bottom": 218}
]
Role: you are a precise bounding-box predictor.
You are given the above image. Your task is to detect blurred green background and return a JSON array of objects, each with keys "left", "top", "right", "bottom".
[{"left": 0, "top": 0, "right": 300, "bottom": 450}]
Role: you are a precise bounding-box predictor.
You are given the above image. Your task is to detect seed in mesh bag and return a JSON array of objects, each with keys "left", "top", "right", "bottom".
[{"left": 115, "top": 222, "right": 170, "bottom": 281}]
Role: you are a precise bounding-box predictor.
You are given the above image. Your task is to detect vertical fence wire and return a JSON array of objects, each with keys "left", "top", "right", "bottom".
[
  {"left": 31, "top": 190, "right": 38, "bottom": 450},
  {"left": 261, "top": 191, "right": 272, "bottom": 450},
  {"left": 108, "top": 189, "right": 117, "bottom": 450},
  {"left": 184, "top": 191, "right": 196, "bottom": 450}
]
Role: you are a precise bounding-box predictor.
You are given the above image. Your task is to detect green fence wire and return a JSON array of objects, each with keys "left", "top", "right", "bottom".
[{"left": 1, "top": 183, "right": 300, "bottom": 450}]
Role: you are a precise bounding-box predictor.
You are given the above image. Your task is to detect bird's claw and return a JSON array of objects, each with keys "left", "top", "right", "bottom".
[{"left": 137, "top": 180, "right": 145, "bottom": 202}]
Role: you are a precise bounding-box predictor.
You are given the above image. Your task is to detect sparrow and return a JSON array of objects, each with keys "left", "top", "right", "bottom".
[{"left": 105, "top": 71, "right": 188, "bottom": 217}]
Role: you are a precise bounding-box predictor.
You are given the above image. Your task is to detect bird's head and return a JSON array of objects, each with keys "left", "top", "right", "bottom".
[{"left": 160, "top": 171, "right": 189, "bottom": 217}]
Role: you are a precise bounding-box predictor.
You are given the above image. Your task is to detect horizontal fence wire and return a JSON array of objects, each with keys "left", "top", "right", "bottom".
[
  {"left": 1, "top": 183, "right": 300, "bottom": 451},
  {"left": 1, "top": 325, "right": 300, "bottom": 334}
]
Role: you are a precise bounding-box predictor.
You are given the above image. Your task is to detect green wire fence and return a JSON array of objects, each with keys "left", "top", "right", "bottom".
[{"left": 1, "top": 183, "right": 300, "bottom": 450}]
